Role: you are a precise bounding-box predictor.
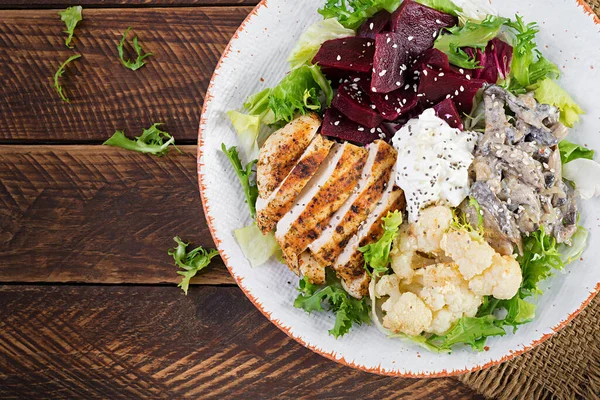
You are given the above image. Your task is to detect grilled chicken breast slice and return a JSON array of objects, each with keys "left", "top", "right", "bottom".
[
  {"left": 333, "top": 181, "right": 406, "bottom": 299},
  {"left": 257, "top": 113, "right": 321, "bottom": 198},
  {"left": 276, "top": 142, "right": 368, "bottom": 273},
  {"left": 309, "top": 140, "right": 397, "bottom": 267},
  {"left": 255, "top": 135, "right": 334, "bottom": 234}
]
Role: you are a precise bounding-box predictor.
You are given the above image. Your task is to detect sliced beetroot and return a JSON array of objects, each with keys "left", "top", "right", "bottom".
[
  {"left": 371, "top": 32, "right": 411, "bottom": 94},
  {"left": 418, "top": 67, "right": 486, "bottom": 113},
  {"left": 358, "top": 10, "right": 391, "bottom": 39},
  {"left": 464, "top": 38, "right": 513, "bottom": 84},
  {"left": 369, "top": 87, "right": 419, "bottom": 121},
  {"left": 332, "top": 81, "right": 384, "bottom": 128},
  {"left": 390, "top": 0, "right": 457, "bottom": 59},
  {"left": 312, "top": 37, "right": 375, "bottom": 73},
  {"left": 322, "top": 108, "right": 391, "bottom": 145},
  {"left": 432, "top": 98, "right": 463, "bottom": 130},
  {"left": 412, "top": 48, "right": 451, "bottom": 73}
]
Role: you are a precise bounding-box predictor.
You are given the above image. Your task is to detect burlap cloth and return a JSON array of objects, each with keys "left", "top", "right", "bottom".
[{"left": 459, "top": 5, "right": 600, "bottom": 398}]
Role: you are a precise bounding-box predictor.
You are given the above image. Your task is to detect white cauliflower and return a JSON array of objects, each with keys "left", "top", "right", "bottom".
[
  {"left": 469, "top": 254, "right": 522, "bottom": 299},
  {"left": 378, "top": 205, "right": 524, "bottom": 337},
  {"left": 440, "top": 229, "right": 495, "bottom": 280}
]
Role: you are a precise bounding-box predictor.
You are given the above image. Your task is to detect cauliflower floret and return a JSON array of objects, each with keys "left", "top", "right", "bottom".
[
  {"left": 390, "top": 226, "right": 419, "bottom": 282},
  {"left": 375, "top": 273, "right": 402, "bottom": 302},
  {"left": 381, "top": 292, "right": 433, "bottom": 336},
  {"left": 440, "top": 229, "right": 495, "bottom": 280},
  {"left": 430, "top": 308, "right": 456, "bottom": 335},
  {"left": 410, "top": 206, "right": 453, "bottom": 254},
  {"left": 469, "top": 254, "right": 522, "bottom": 299}
]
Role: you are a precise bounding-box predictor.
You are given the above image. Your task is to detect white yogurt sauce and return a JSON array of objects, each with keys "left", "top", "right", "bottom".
[{"left": 391, "top": 109, "right": 477, "bottom": 223}]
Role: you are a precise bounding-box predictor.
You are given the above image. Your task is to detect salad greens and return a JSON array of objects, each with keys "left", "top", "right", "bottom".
[
  {"left": 426, "top": 315, "right": 506, "bottom": 351},
  {"left": 227, "top": 111, "right": 261, "bottom": 161},
  {"left": 234, "top": 224, "right": 280, "bottom": 267},
  {"left": 360, "top": 210, "right": 403, "bottom": 276},
  {"left": 433, "top": 15, "right": 508, "bottom": 69},
  {"left": 221, "top": 144, "right": 259, "bottom": 218},
  {"left": 534, "top": 79, "right": 585, "bottom": 127},
  {"left": 117, "top": 27, "right": 154, "bottom": 71},
  {"left": 288, "top": 18, "right": 355, "bottom": 69},
  {"left": 559, "top": 141, "right": 595, "bottom": 164},
  {"left": 295, "top": 272, "right": 371, "bottom": 338},
  {"left": 58, "top": 6, "right": 83, "bottom": 48},
  {"left": 415, "top": 0, "right": 462, "bottom": 17},
  {"left": 103, "top": 123, "right": 180, "bottom": 156},
  {"left": 169, "top": 237, "right": 219, "bottom": 295},
  {"left": 319, "top": 0, "right": 401, "bottom": 30},
  {"left": 53, "top": 54, "right": 82, "bottom": 103}
]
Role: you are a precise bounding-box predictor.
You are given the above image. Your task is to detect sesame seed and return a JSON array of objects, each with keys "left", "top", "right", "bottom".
[
  {"left": 438, "top": 72, "right": 445, "bottom": 77},
  {"left": 408, "top": 36, "right": 414, "bottom": 41},
  {"left": 379, "top": 69, "right": 387, "bottom": 77},
  {"left": 395, "top": 81, "right": 401, "bottom": 86},
  {"left": 358, "top": 127, "right": 365, "bottom": 131},
  {"left": 336, "top": 55, "right": 341, "bottom": 61},
  {"left": 369, "top": 22, "right": 374, "bottom": 30},
  {"left": 423, "top": 70, "right": 428, "bottom": 76},
  {"left": 334, "top": 121, "right": 340, "bottom": 126},
  {"left": 387, "top": 37, "right": 391, "bottom": 43},
  {"left": 460, "top": 85, "right": 464, "bottom": 92}
]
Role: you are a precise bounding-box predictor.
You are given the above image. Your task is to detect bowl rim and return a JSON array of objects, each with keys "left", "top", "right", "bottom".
[{"left": 197, "top": 0, "right": 600, "bottom": 377}]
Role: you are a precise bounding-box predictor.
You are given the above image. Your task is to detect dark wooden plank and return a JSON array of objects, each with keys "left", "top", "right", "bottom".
[
  {"left": 0, "top": 145, "right": 236, "bottom": 285},
  {"left": 0, "top": 284, "right": 483, "bottom": 399},
  {"left": 2, "top": 0, "right": 259, "bottom": 8},
  {"left": 0, "top": 7, "right": 252, "bottom": 142}
]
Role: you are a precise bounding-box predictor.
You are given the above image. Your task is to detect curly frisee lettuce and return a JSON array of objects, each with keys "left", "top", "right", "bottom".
[
  {"left": 58, "top": 6, "right": 83, "bottom": 48},
  {"left": 53, "top": 54, "right": 82, "bottom": 103},
  {"left": 359, "top": 210, "right": 403, "bottom": 276},
  {"left": 168, "top": 237, "right": 219, "bottom": 295},
  {"left": 117, "top": 27, "right": 154, "bottom": 71},
  {"left": 103, "top": 123, "right": 180, "bottom": 157}
]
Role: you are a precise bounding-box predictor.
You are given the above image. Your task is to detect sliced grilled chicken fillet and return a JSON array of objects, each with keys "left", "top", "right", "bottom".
[
  {"left": 276, "top": 142, "right": 368, "bottom": 274},
  {"left": 256, "top": 113, "right": 321, "bottom": 198},
  {"left": 309, "top": 140, "right": 397, "bottom": 267},
  {"left": 333, "top": 180, "right": 406, "bottom": 299},
  {"left": 255, "top": 134, "right": 334, "bottom": 234}
]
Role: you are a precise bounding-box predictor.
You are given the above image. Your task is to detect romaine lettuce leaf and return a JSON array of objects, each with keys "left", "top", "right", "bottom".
[
  {"left": 234, "top": 224, "right": 280, "bottom": 267},
  {"left": 558, "top": 140, "right": 595, "bottom": 164},
  {"left": 288, "top": 18, "right": 355, "bottom": 69},
  {"left": 558, "top": 226, "right": 589, "bottom": 264},
  {"left": 534, "top": 78, "right": 584, "bottom": 127},
  {"left": 227, "top": 111, "right": 261, "bottom": 161},
  {"left": 319, "top": 0, "right": 402, "bottom": 30}
]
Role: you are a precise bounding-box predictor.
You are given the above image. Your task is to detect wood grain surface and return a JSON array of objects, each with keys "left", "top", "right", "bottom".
[
  {"left": 0, "top": 144, "right": 233, "bottom": 285},
  {"left": 0, "top": 7, "right": 251, "bottom": 142},
  {"left": 1, "top": 0, "right": 259, "bottom": 8},
  {"left": 0, "top": 284, "right": 483, "bottom": 399}
]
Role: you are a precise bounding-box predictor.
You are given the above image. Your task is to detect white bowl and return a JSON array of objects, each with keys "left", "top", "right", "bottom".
[{"left": 198, "top": 0, "right": 600, "bottom": 376}]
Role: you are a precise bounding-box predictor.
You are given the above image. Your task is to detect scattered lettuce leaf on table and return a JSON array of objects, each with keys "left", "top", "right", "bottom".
[
  {"left": 53, "top": 54, "right": 82, "bottom": 103},
  {"left": 118, "top": 27, "right": 154, "bottom": 71},
  {"left": 58, "top": 6, "right": 83, "bottom": 48},
  {"left": 319, "top": 0, "right": 402, "bottom": 30},
  {"left": 288, "top": 18, "right": 355, "bottom": 69},
  {"left": 433, "top": 15, "right": 508, "bottom": 69},
  {"left": 359, "top": 210, "right": 403, "bottom": 276},
  {"left": 103, "top": 123, "right": 180, "bottom": 156},
  {"left": 295, "top": 271, "right": 370, "bottom": 338},
  {"left": 168, "top": 236, "right": 219, "bottom": 295}
]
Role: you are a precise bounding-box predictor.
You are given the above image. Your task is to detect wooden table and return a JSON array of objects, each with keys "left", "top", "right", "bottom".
[{"left": 0, "top": 2, "right": 484, "bottom": 398}]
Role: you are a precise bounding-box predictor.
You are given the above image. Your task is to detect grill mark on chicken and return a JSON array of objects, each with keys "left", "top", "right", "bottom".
[
  {"left": 255, "top": 134, "right": 333, "bottom": 233},
  {"left": 257, "top": 113, "right": 321, "bottom": 198}
]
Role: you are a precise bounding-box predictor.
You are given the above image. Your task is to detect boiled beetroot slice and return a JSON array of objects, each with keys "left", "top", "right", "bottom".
[
  {"left": 417, "top": 67, "right": 486, "bottom": 113},
  {"left": 390, "top": 0, "right": 457, "bottom": 59},
  {"left": 369, "top": 87, "right": 419, "bottom": 121},
  {"left": 371, "top": 32, "right": 411, "bottom": 94},
  {"left": 358, "top": 10, "right": 391, "bottom": 39},
  {"left": 312, "top": 37, "right": 375, "bottom": 73},
  {"left": 432, "top": 98, "right": 463, "bottom": 130},
  {"left": 332, "top": 81, "right": 384, "bottom": 128},
  {"left": 322, "top": 108, "right": 390, "bottom": 145},
  {"left": 412, "top": 48, "right": 451, "bottom": 74}
]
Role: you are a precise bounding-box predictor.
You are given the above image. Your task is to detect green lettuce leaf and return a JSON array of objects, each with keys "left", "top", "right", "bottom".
[
  {"left": 534, "top": 78, "right": 584, "bottom": 128},
  {"left": 426, "top": 315, "right": 506, "bottom": 351},
  {"left": 227, "top": 111, "right": 261, "bottom": 161},
  {"left": 53, "top": 54, "right": 81, "bottom": 103},
  {"left": 557, "top": 226, "right": 588, "bottom": 264},
  {"left": 416, "top": 0, "right": 462, "bottom": 16},
  {"left": 294, "top": 271, "right": 370, "bottom": 338},
  {"left": 359, "top": 210, "right": 403, "bottom": 276},
  {"left": 558, "top": 140, "right": 595, "bottom": 164},
  {"left": 518, "top": 226, "right": 564, "bottom": 296},
  {"left": 288, "top": 18, "right": 355, "bottom": 69},
  {"left": 221, "top": 144, "right": 259, "bottom": 218},
  {"left": 234, "top": 224, "right": 280, "bottom": 267},
  {"left": 103, "top": 123, "right": 179, "bottom": 156},
  {"left": 433, "top": 15, "right": 508, "bottom": 68},
  {"left": 168, "top": 236, "right": 219, "bottom": 295},
  {"left": 319, "top": 0, "right": 402, "bottom": 30},
  {"left": 58, "top": 6, "right": 83, "bottom": 48},
  {"left": 117, "top": 27, "right": 154, "bottom": 71}
]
